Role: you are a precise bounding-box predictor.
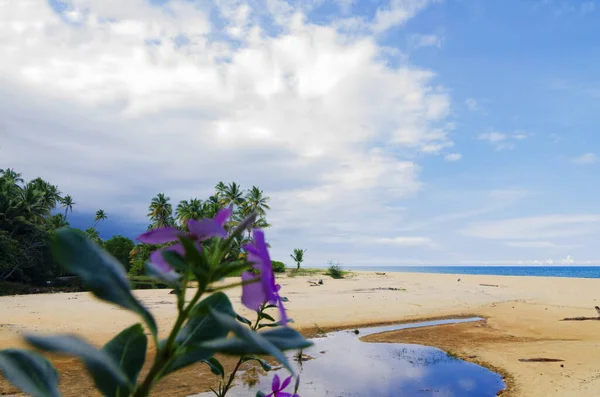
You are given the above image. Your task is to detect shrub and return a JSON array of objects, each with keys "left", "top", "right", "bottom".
[
  {"left": 272, "top": 260, "right": 286, "bottom": 273},
  {"left": 327, "top": 262, "right": 344, "bottom": 279}
]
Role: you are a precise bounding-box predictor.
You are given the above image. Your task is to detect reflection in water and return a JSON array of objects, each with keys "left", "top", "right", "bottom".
[{"left": 192, "top": 318, "right": 505, "bottom": 397}]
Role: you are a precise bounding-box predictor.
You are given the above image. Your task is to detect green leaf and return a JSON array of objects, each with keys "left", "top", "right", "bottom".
[
  {"left": 161, "top": 251, "right": 188, "bottom": 272},
  {"left": 52, "top": 229, "right": 157, "bottom": 336},
  {"left": 201, "top": 310, "right": 295, "bottom": 373},
  {"left": 146, "top": 261, "right": 181, "bottom": 288},
  {"left": 241, "top": 356, "right": 272, "bottom": 371},
  {"left": 256, "top": 327, "right": 312, "bottom": 351},
  {"left": 236, "top": 314, "right": 252, "bottom": 327},
  {"left": 257, "top": 319, "right": 294, "bottom": 329},
  {"left": 256, "top": 391, "right": 267, "bottom": 397},
  {"left": 98, "top": 324, "right": 147, "bottom": 397},
  {"left": 0, "top": 349, "right": 61, "bottom": 397},
  {"left": 179, "top": 237, "right": 209, "bottom": 272},
  {"left": 280, "top": 297, "right": 290, "bottom": 302},
  {"left": 259, "top": 312, "right": 276, "bottom": 322},
  {"left": 25, "top": 334, "right": 131, "bottom": 393},
  {"left": 201, "top": 357, "right": 224, "bottom": 378},
  {"left": 176, "top": 292, "right": 235, "bottom": 347},
  {"left": 162, "top": 346, "right": 213, "bottom": 375},
  {"left": 200, "top": 326, "right": 312, "bottom": 360}
]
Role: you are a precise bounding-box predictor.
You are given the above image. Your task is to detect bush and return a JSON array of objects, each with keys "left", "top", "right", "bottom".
[
  {"left": 327, "top": 262, "right": 345, "bottom": 279},
  {"left": 128, "top": 260, "right": 145, "bottom": 276},
  {"left": 272, "top": 260, "right": 286, "bottom": 273}
]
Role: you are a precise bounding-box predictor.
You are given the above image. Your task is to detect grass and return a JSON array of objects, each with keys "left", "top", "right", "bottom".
[{"left": 286, "top": 268, "right": 327, "bottom": 277}]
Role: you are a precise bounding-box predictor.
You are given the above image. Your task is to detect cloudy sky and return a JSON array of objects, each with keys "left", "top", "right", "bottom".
[{"left": 2, "top": 0, "right": 599, "bottom": 266}]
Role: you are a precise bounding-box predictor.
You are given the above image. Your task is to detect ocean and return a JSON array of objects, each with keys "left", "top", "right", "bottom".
[{"left": 341, "top": 266, "right": 600, "bottom": 279}]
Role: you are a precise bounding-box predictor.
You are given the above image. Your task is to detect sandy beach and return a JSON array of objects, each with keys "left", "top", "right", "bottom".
[{"left": 2, "top": 271, "right": 600, "bottom": 396}]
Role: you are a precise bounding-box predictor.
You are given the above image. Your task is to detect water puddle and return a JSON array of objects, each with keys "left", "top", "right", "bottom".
[{"left": 193, "top": 317, "right": 505, "bottom": 397}]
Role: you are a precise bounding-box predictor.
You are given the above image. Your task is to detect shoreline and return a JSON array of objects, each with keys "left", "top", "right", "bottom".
[{"left": 2, "top": 271, "right": 600, "bottom": 396}]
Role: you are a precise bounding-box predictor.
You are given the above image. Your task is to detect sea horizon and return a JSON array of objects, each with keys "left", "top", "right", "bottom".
[{"left": 313, "top": 265, "right": 600, "bottom": 279}]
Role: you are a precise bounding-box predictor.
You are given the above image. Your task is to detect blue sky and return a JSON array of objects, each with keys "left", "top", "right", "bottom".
[{"left": 2, "top": 0, "right": 599, "bottom": 265}]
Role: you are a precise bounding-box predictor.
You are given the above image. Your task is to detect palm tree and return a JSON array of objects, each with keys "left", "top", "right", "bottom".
[
  {"left": 0, "top": 168, "right": 24, "bottom": 185},
  {"left": 290, "top": 248, "right": 306, "bottom": 270},
  {"left": 147, "top": 193, "right": 174, "bottom": 229},
  {"left": 84, "top": 227, "right": 101, "bottom": 244},
  {"left": 29, "top": 178, "right": 62, "bottom": 211},
  {"left": 246, "top": 186, "right": 270, "bottom": 215},
  {"left": 93, "top": 209, "right": 107, "bottom": 227},
  {"left": 202, "top": 195, "right": 222, "bottom": 219},
  {"left": 215, "top": 181, "right": 227, "bottom": 198},
  {"left": 176, "top": 198, "right": 203, "bottom": 228},
  {"left": 62, "top": 195, "right": 75, "bottom": 219},
  {"left": 47, "top": 213, "right": 69, "bottom": 231},
  {"left": 224, "top": 182, "right": 245, "bottom": 209}
]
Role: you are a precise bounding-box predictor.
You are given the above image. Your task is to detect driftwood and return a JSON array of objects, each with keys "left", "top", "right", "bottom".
[
  {"left": 479, "top": 283, "right": 499, "bottom": 287},
  {"left": 562, "top": 317, "right": 600, "bottom": 321},
  {"left": 562, "top": 306, "right": 600, "bottom": 321},
  {"left": 375, "top": 272, "right": 386, "bottom": 275},
  {"left": 519, "top": 358, "right": 564, "bottom": 363}
]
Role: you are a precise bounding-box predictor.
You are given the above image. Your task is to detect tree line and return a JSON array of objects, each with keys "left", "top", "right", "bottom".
[{"left": 0, "top": 168, "right": 273, "bottom": 285}]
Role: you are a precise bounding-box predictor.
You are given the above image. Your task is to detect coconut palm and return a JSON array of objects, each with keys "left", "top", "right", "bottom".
[
  {"left": 0, "top": 168, "right": 24, "bottom": 185},
  {"left": 290, "top": 248, "right": 306, "bottom": 270},
  {"left": 176, "top": 198, "right": 203, "bottom": 228},
  {"left": 202, "top": 195, "right": 222, "bottom": 219},
  {"left": 223, "top": 182, "right": 245, "bottom": 209},
  {"left": 147, "top": 193, "right": 174, "bottom": 229},
  {"left": 246, "top": 185, "right": 270, "bottom": 215},
  {"left": 215, "top": 181, "right": 227, "bottom": 198},
  {"left": 61, "top": 195, "right": 75, "bottom": 219},
  {"left": 93, "top": 209, "right": 107, "bottom": 227},
  {"left": 47, "top": 214, "right": 69, "bottom": 231},
  {"left": 84, "top": 227, "right": 101, "bottom": 244}
]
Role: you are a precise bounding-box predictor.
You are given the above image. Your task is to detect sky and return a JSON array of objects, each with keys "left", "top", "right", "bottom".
[{"left": 2, "top": 0, "right": 599, "bottom": 266}]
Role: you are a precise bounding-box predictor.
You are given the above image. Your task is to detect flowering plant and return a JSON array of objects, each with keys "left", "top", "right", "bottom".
[{"left": 0, "top": 209, "right": 310, "bottom": 397}]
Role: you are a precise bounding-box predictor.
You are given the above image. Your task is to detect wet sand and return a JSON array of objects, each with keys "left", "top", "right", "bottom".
[{"left": 1, "top": 271, "right": 600, "bottom": 396}]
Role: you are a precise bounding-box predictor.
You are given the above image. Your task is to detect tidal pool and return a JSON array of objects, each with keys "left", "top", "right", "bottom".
[{"left": 194, "top": 318, "right": 505, "bottom": 397}]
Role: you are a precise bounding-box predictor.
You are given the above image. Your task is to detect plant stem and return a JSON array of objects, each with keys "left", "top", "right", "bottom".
[
  {"left": 221, "top": 305, "right": 264, "bottom": 397},
  {"left": 132, "top": 285, "right": 206, "bottom": 397}
]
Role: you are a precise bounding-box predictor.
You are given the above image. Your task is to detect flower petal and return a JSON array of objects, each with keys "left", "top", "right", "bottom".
[
  {"left": 280, "top": 375, "right": 292, "bottom": 391},
  {"left": 241, "top": 272, "right": 267, "bottom": 311},
  {"left": 149, "top": 250, "right": 174, "bottom": 273},
  {"left": 137, "top": 227, "right": 181, "bottom": 244},
  {"left": 214, "top": 206, "right": 233, "bottom": 226},
  {"left": 271, "top": 374, "right": 281, "bottom": 392},
  {"left": 187, "top": 219, "right": 227, "bottom": 240},
  {"left": 277, "top": 296, "right": 288, "bottom": 326},
  {"left": 148, "top": 243, "right": 185, "bottom": 272}
]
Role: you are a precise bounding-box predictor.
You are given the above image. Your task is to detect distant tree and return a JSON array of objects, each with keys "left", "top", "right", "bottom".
[
  {"left": 175, "top": 198, "right": 203, "bottom": 228},
  {"left": 290, "top": 248, "right": 306, "bottom": 270},
  {"left": 61, "top": 195, "right": 75, "bottom": 219},
  {"left": 83, "top": 227, "right": 101, "bottom": 245},
  {"left": 147, "top": 193, "right": 174, "bottom": 229},
  {"left": 93, "top": 209, "right": 107, "bottom": 227},
  {"left": 103, "top": 235, "right": 135, "bottom": 271}
]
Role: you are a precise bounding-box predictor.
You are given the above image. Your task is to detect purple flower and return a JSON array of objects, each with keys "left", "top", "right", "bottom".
[
  {"left": 241, "top": 230, "right": 287, "bottom": 324},
  {"left": 136, "top": 207, "right": 232, "bottom": 271},
  {"left": 265, "top": 374, "right": 299, "bottom": 397}
]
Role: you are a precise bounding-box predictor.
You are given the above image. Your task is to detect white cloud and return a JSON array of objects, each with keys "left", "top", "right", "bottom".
[
  {"left": 371, "top": 0, "right": 433, "bottom": 33},
  {"left": 370, "top": 236, "right": 434, "bottom": 246},
  {"left": 1, "top": 0, "right": 452, "bottom": 264},
  {"left": 506, "top": 241, "right": 556, "bottom": 248},
  {"left": 410, "top": 33, "right": 443, "bottom": 48},
  {"left": 465, "top": 98, "right": 478, "bottom": 111},
  {"left": 444, "top": 153, "right": 462, "bottom": 162},
  {"left": 461, "top": 215, "right": 600, "bottom": 240},
  {"left": 477, "top": 131, "right": 531, "bottom": 150},
  {"left": 572, "top": 152, "right": 597, "bottom": 165}
]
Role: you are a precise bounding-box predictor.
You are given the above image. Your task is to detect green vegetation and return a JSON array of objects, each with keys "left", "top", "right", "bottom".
[
  {"left": 290, "top": 248, "right": 306, "bottom": 270},
  {"left": 0, "top": 170, "right": 275, "bottom": 293},
  {"left": 272, "top": 260, "right": 287, "bottom": 273},
  {"left": 326, "top": 261, "right": 345, "bottom": 279}
]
